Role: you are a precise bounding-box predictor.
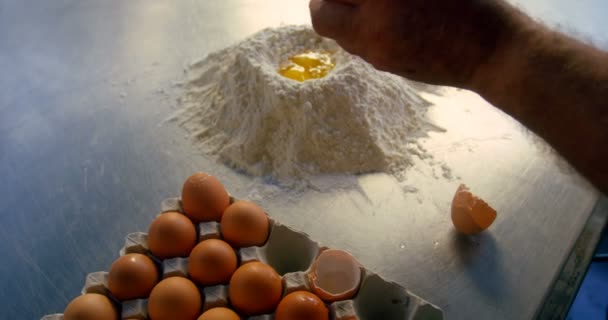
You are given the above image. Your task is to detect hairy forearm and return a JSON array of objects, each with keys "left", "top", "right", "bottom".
[
  {"left": 472, "top": 8, "right": 608, "bottom": 194},
  {"left": 309, "top": 0, "right": 607, "bottom": 192}
]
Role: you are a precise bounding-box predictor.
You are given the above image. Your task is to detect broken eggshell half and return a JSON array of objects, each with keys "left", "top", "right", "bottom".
[
  {"left": 308, "top": 249, "right": 362, "bottom": 302},
  {"left": 451, "top": 184, "right": 497, "bottom": 235}
]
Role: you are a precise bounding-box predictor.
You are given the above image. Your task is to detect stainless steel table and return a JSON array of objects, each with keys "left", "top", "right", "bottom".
[{"left": 1, "top": 1, "right": 606, "bottom": 319}]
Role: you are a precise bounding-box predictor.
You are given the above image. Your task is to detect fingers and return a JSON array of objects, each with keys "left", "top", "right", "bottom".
[
  {"left": 335, "top": 38, "right": 361, "bottom": 56},
  {"left": 309, "top": 0, "right": 358, "bottom": 42}
]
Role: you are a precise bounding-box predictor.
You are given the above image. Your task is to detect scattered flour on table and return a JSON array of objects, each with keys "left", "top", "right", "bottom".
[{"left": 172, "top": 25, "right": 446, "bottom": 188}]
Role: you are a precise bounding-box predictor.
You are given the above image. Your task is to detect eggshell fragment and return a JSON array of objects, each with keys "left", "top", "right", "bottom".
[
  {"left": 181, "top": 172, "right": 230, "bottom": 222},
  {"left": 63, "top": 293, "right": 118, "bottom": 320},
  {"left": 451, "top": 184, "right": 497, "bottom": 235},
  {"left": 308, "top": 249, "right": 362, "bottom": 302}
]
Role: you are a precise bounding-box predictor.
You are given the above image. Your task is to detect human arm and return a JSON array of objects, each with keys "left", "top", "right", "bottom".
[{"left": 310, "top": 0, "right": 608, "bottom": 193}]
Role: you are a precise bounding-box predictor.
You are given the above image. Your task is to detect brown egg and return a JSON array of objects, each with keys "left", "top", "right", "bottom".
[
  {"left": 275, "top": 291, "right": 329, "bottom": 320},
  {"left": 148, "top": 277, "right": 201, "bottom": 320},
  {"left": 108, "top": 253, "right": 158, "bottom": 300},
  {"left": 221, "top": 201, "right": 270, "bottom": 248},
  {"left": 63, "top": 293, "right": 117, "bottom": 320},
  {"left": 451, "top": 184, "right": 497, "bottom": 235},
  {"left": 309, "top": 249, "right": 361, "bottom": 302},
  {"left": 188, "top": 239, "right": 237, "bottom": 286},
  {"left": 197, "top": 307, "right": 240, "bottom": 320},
  {"left": 147, "top": 211, "right": 197, "bottom": 259},
  {"left": 181, "top": 172, "right": 230, "bottom": 223},
  {"left": 229, "top": 261, "right": 282, "bottom": 316}
]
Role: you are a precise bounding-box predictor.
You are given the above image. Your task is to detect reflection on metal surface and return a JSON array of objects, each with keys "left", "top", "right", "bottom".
[{"left": 537, "top": 196, "right": 608, "bottom": 319}]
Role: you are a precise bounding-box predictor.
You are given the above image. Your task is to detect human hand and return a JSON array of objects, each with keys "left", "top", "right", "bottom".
[{"left": 309, "top": 0, "right": 516, "bottom": 88}]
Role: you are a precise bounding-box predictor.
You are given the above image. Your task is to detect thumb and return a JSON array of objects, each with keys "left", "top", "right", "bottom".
[{"left": 309, "top": 0, "right": 358, "bottom": 42}]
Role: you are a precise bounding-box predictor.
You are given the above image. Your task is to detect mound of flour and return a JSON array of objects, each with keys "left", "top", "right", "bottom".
[{"left": 174, "top": 26, "right": 439, "bottom": 181}]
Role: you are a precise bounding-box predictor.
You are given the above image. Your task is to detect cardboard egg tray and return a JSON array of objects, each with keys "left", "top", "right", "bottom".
[{"left": 42, "top": 197, "right": 443, "bottom": 320}]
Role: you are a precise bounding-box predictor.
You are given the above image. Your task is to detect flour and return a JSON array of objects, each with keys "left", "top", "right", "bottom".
[{"left": 174, "top": 26, "right": 442, "bottom": 183}]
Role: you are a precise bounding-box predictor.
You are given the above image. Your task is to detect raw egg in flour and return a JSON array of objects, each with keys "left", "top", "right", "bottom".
[
  {"left": 451, "top": 184, "right": 497, "bottom": 235},
  {"left": 279, "top": 51, "right": 335, "bottom": 82}
]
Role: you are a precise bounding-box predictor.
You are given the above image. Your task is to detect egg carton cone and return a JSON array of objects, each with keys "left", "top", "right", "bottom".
[
  {"left": 248, "top": 315, "right": 274, "bottom": 320},
  {"left": 198, "top": 221, "right": 222, "bottom": 241},
  {"left": 121, "top": 299, "right": 148, "bottom": 319},
  {"left": 201, "top": 284, "right": 230, "bottom": 311},
  {"left": 80, "top": 271, "right": 109, "bottom": 295},
  {"left": 119, "top": 232, "right": 149, "bottom": 256},
  {"left": 330, "top": 273, "right": 443, "bottom": 320},
  {"left": 42, "top": 197, "right": 442, "bottom": 320},
  {"left": 162, "top": 257, "right": 189, "bottom": 278}
]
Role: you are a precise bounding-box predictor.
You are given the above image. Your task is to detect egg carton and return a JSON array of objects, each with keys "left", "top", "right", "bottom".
[{"left": 42, "top": 197, "right": 443, "bottom": 320}]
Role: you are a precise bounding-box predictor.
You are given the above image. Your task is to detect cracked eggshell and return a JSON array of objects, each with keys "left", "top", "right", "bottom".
[
  {"left": 308, "top": 249, "right": 362, "bottom": 302},
  {"left": 451, "top": 184, "right": 497, "bottom": 235}
]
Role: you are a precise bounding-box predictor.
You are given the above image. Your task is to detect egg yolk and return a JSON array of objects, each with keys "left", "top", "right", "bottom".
[{"left": 279, "top": 51, "right": 335, "bottom": 82}]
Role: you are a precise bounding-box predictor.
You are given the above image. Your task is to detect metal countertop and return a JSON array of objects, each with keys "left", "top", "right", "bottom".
[{"left": 1, "top": 1, "right": 606, "bottom": 319}]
